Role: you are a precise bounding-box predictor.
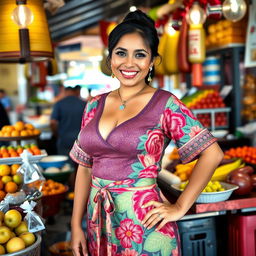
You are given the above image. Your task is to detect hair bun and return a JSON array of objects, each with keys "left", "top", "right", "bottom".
[{"left": 123, "top": 10, "right": 155, "bottom": 28}]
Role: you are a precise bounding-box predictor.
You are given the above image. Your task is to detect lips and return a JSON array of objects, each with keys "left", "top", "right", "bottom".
[{"left": 120, "top": 70, "right": 138, "bottom": 79}]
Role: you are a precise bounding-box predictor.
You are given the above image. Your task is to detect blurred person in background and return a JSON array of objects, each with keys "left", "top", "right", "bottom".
[
  {"left": 50, "top": 85, "right": 86, "bottom": 166},
  {"left": 0, "top": 89, "right": 12, "bottom": 112}
]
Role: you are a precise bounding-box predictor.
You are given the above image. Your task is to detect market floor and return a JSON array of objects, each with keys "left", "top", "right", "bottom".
[{"left": 41, "top": 200, "right": 72, "bottom": 256}]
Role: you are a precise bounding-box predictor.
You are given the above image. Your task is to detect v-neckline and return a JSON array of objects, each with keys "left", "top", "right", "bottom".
[{"left": 97, "top": 88, "right": 160, "bottom": 144}]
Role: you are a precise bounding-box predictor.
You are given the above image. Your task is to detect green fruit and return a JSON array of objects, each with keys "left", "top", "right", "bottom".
[{"left": 12, "top": 174, "right": 23, "bottom": 185}]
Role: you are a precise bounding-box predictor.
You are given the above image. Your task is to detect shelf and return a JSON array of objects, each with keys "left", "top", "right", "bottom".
[
  {"left": 0, "top": 150, "right": 47, "bottom": 165},
  {"left": 206, "top": 43, "right": 245, "bottom": 54},
  {"left": 0, "top": 134, "right": 40, "bottom": 141},
  {"left": 192, "top": 107, "right": 231, "bottom": 115}
]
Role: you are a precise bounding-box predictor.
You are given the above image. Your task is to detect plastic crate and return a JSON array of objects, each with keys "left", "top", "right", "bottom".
[
  {"left": 178, "top": 217, "right": 217, "bottom": 256},
  {"left": 228, "top": 214, "right": 256, "bottom": 256}
]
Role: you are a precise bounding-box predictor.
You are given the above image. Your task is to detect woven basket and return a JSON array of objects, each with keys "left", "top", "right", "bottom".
[{"left": 4, "top": 234, "right": 41, "bottom": 256}]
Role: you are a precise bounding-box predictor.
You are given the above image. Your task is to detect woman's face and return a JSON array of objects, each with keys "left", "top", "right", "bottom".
[{"left": 110, "top": 32, "right": 153, "bottom": 87}]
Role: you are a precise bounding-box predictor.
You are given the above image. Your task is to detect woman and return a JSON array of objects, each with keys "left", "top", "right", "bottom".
[{"left": 70, "top": 10, "right": 224, "bottom": 256}]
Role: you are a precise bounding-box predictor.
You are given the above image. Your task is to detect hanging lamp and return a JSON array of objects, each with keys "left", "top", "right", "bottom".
[{"left": 0, "top": 0, "right": 53, "bottom": 63}]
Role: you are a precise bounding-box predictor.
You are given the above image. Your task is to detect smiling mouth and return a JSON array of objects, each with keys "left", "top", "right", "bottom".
[{"left": 120, "top": 70, "right": 138, "bottom": 79}]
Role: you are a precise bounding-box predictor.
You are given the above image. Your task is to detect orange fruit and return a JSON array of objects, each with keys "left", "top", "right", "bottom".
[
  {"left": 0, "top": 190, "right": 6, "bottom": 201},
  {"left": 33, "top": 129, "right": 41, "bottom": 135},
  {"left": 11, "top": 164, "right": 20, "bottom": 175},
  {"left": 6, "top": 126, "right": 15, "bottom": 133},
  {"left": 20, "top": 130, "right": 29, "bottom": 137},
  {"left": 0, "top": 131, "right": 4, "bottom": 137},
  {"left": 5, "top": 181, "right": 18, "bottom": 193},
  {"left": 0, "top": 165, "right": 11, "bottom": 176},
  {"left": 25, "top": 123, "right": 34, "bottom": 130},
  {"left": 10, "top": 152, "right": 19, "bottom": 158},
  {"left": 11, "top": 130, "right": 20, "bottom": 137},
  {"left": 16, "top": 148, "right": 23, "bottom": 155},
  {"left": 14, "top": 121, "right": 25, "bottom": 131},
  {"left": 3, "top": 132, "right": 11, "bottom": 137},
  {"left": 1, "top": 152, "right": 10, "bottom": 158},
  {"left": 1, "top": 126, "right": 9, "bottom": 132},
  {"left": 32, "top": 148, "right": 41, "bottom": 155}
]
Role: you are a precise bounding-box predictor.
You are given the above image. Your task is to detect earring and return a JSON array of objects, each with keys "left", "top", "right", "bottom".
[
  {"left": 111, "top": 73, "right": 115, "bottom": 78},
  {"left": 147, "top": 67, "right": 153, "bottom": 83}
]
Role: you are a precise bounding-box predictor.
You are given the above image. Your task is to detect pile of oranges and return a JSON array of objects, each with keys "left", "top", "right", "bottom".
[
  {"left": 0, "top": 164, "right": 23, "bottom": 201},
  {"left": 0, "top": 121, "right": 40, "bottom": 138},
  {"left": 0, "top": 144, "right": 41, "bottom": 158},
  {"left": 28, "top": 179, "right": 67, "bottom": 196},
  {"left": 225, "top": 146, "right": 256, "bottom": 165}
]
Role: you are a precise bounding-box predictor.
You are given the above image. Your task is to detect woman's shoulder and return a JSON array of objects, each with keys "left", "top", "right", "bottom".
[
  {"left": 86, "top": 92, "right": 108, "bottom": 106},
  {"left": 158, "top": 89, "right": 179, "bottom": 105}
]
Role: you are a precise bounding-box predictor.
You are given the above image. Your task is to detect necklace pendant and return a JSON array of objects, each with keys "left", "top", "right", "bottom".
[{"left": 119, "top": 104, "right": 125, "bottom": 110}]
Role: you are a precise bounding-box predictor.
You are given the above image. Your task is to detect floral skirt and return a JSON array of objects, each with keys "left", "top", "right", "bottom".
[{"left": 86, "top": 176, "right": 180, "bottom": 256}]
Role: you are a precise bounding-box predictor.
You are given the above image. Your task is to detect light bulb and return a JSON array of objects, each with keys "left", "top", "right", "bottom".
[
  {"left": 222, "top": 0, "right": 247, "bottom": 22},
  {"left": 12, "top": 5, "right": 34, "bottom": 28},
  {"left": 186, "top": 2, "right": 206, "bottom": 25}
]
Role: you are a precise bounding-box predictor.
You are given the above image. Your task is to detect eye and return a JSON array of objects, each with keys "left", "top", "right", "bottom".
[
  {"left": 135, "top": 52, "right": 147, "bottom": 58},
  {"left": 115, "top": 51, "right": 126, "bottom": 57}
]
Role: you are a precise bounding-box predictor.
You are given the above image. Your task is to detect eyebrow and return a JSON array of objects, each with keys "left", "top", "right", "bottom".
[{"left": 115, "top": 47, "right": 149, "bottom": 54}]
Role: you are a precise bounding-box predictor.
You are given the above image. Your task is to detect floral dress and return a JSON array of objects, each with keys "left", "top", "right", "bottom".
[{"left": 70, "top": 89, "right": 217, "bottom": 256}]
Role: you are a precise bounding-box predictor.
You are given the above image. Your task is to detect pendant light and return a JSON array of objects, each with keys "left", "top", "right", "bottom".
[
  {"left": 222, "top": 0, "right": 247, "bottom": 22},
  {"left": 0, "top": 0, "right": 53, "bottom": 63}
]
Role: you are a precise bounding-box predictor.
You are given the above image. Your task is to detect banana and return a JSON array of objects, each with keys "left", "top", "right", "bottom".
[{"left": 211, "top": 158, "right": 242, "bottom": 181}]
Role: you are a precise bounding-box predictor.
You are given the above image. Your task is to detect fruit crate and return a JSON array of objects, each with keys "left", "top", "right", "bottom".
[{"left": 192, "top": 107, "right": 231, "bottom": 131}]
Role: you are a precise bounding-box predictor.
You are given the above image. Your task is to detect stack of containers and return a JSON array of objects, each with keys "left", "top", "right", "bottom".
[{"left": 203, "top": 56, "right": 221, "bottom": 86}]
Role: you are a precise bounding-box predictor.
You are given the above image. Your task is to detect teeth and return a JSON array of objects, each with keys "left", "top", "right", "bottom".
[{"left": 121, "top": 71, "right": 137, "bottom": 76}]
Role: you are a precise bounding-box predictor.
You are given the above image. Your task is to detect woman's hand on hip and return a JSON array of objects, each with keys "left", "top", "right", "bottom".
[
  {"left": 141, "top": 201, "right": 185, "bottom": 231},
  {"left": 71, "top": 227, "right": 88, "bottom": 256}
]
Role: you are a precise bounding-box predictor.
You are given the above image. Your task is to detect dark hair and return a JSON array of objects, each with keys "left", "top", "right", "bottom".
[{"left": 107, "top": 10, "right": 159, "bottom": 84}]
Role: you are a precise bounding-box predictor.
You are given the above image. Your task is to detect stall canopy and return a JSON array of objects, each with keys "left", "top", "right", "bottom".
[{"left": 47, "top": 0, "right": 167, "bottom": 41}]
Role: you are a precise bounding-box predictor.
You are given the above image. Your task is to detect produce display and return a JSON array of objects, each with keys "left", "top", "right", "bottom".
[
  {"left": 182, "top": 90, "right": 225, "bottom": 109},
  {"left": 0, "top": 164, "right": 23, "bottom": 200},
  {"left": 225, "top": 146, "right": 256, "bottom": 165},
  {"left": 242, "top": 74, "right": 256, "bottom": 121},
  {"left": 206, "top": 19, "right": 246, "bottom": 49},
  {"left": 173, "top": 157, "right": 242, "bottom": 182},
  {"left": 28, "top": 179, "right": 67, "bottom": 196},
  {"left": 0, "top": 121, "right": 40, "bottom": 138},
  {"left": 0, "top": 144, "right": 41, "bottom": 158},
  {"left": 0, "top": 209, "right": 36, "bottom": 254},
  {"left": 182, "top": 89, "right": 228, "bottom": 128},
  {"left": 226, "top": 165, "right": 256, "bottom": 195},
  {"left": 180, "top": 180, "right": 225, "bottom": 192}
]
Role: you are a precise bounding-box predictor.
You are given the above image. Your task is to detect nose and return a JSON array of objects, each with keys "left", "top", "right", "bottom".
[{"left": 124, "top": 55, "right": 135, "bottom": 68}]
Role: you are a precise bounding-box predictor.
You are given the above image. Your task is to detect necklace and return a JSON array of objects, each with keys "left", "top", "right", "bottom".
[{"left": 117, "top": 86, "right": 147, "bottom": 110}]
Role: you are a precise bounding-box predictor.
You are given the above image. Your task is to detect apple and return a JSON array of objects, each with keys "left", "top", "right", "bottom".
[
  {"left": 0, "top": 244, "right": 5, "bottom": 255},
  {"left": 6, "top": 237, "right": 25, "bottom": 253},
  {"left": 15, "top": 221, "right": 28, "bottom": 236},
  {"left": 19, "top": 232, "right": 35, "bottom": 247},
  {"left": 2, "top": 175, "right": 12, "bottom": 184},
  {"left": 12, "top": 173, "right": 23, "bottom": 185},
  {"left": 0, "top": 226, "right": 12, "bottom": 244},
  {"left": 4, "top": 209, "right": 22, "bottom": 228}
]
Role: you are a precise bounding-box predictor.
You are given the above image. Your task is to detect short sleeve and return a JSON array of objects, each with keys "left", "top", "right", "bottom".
[
  {"left": 69, "top": 97, "right": 100, "bottom": 168},
  {"left": 161, "top": 94, "right": 217, "bottom": 163},
  {"left": 50, "top": 102, "right": 60, "bottom": 121}
]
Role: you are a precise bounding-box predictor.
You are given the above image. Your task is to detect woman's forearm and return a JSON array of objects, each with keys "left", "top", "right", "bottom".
[
  {"left": 71, "top": 165, "right": 92, "bottom": 229},
  {"left": 176, "top": 142, "right": 224, "bottom": 214}
]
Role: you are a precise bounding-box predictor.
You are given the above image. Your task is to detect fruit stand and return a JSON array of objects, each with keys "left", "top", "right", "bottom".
[
  {"left": 0, "top": 122, "right": 50, "bottom": 255},
  {"left": 159, "top": 144, "right": 256, "bottom": 256}
]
